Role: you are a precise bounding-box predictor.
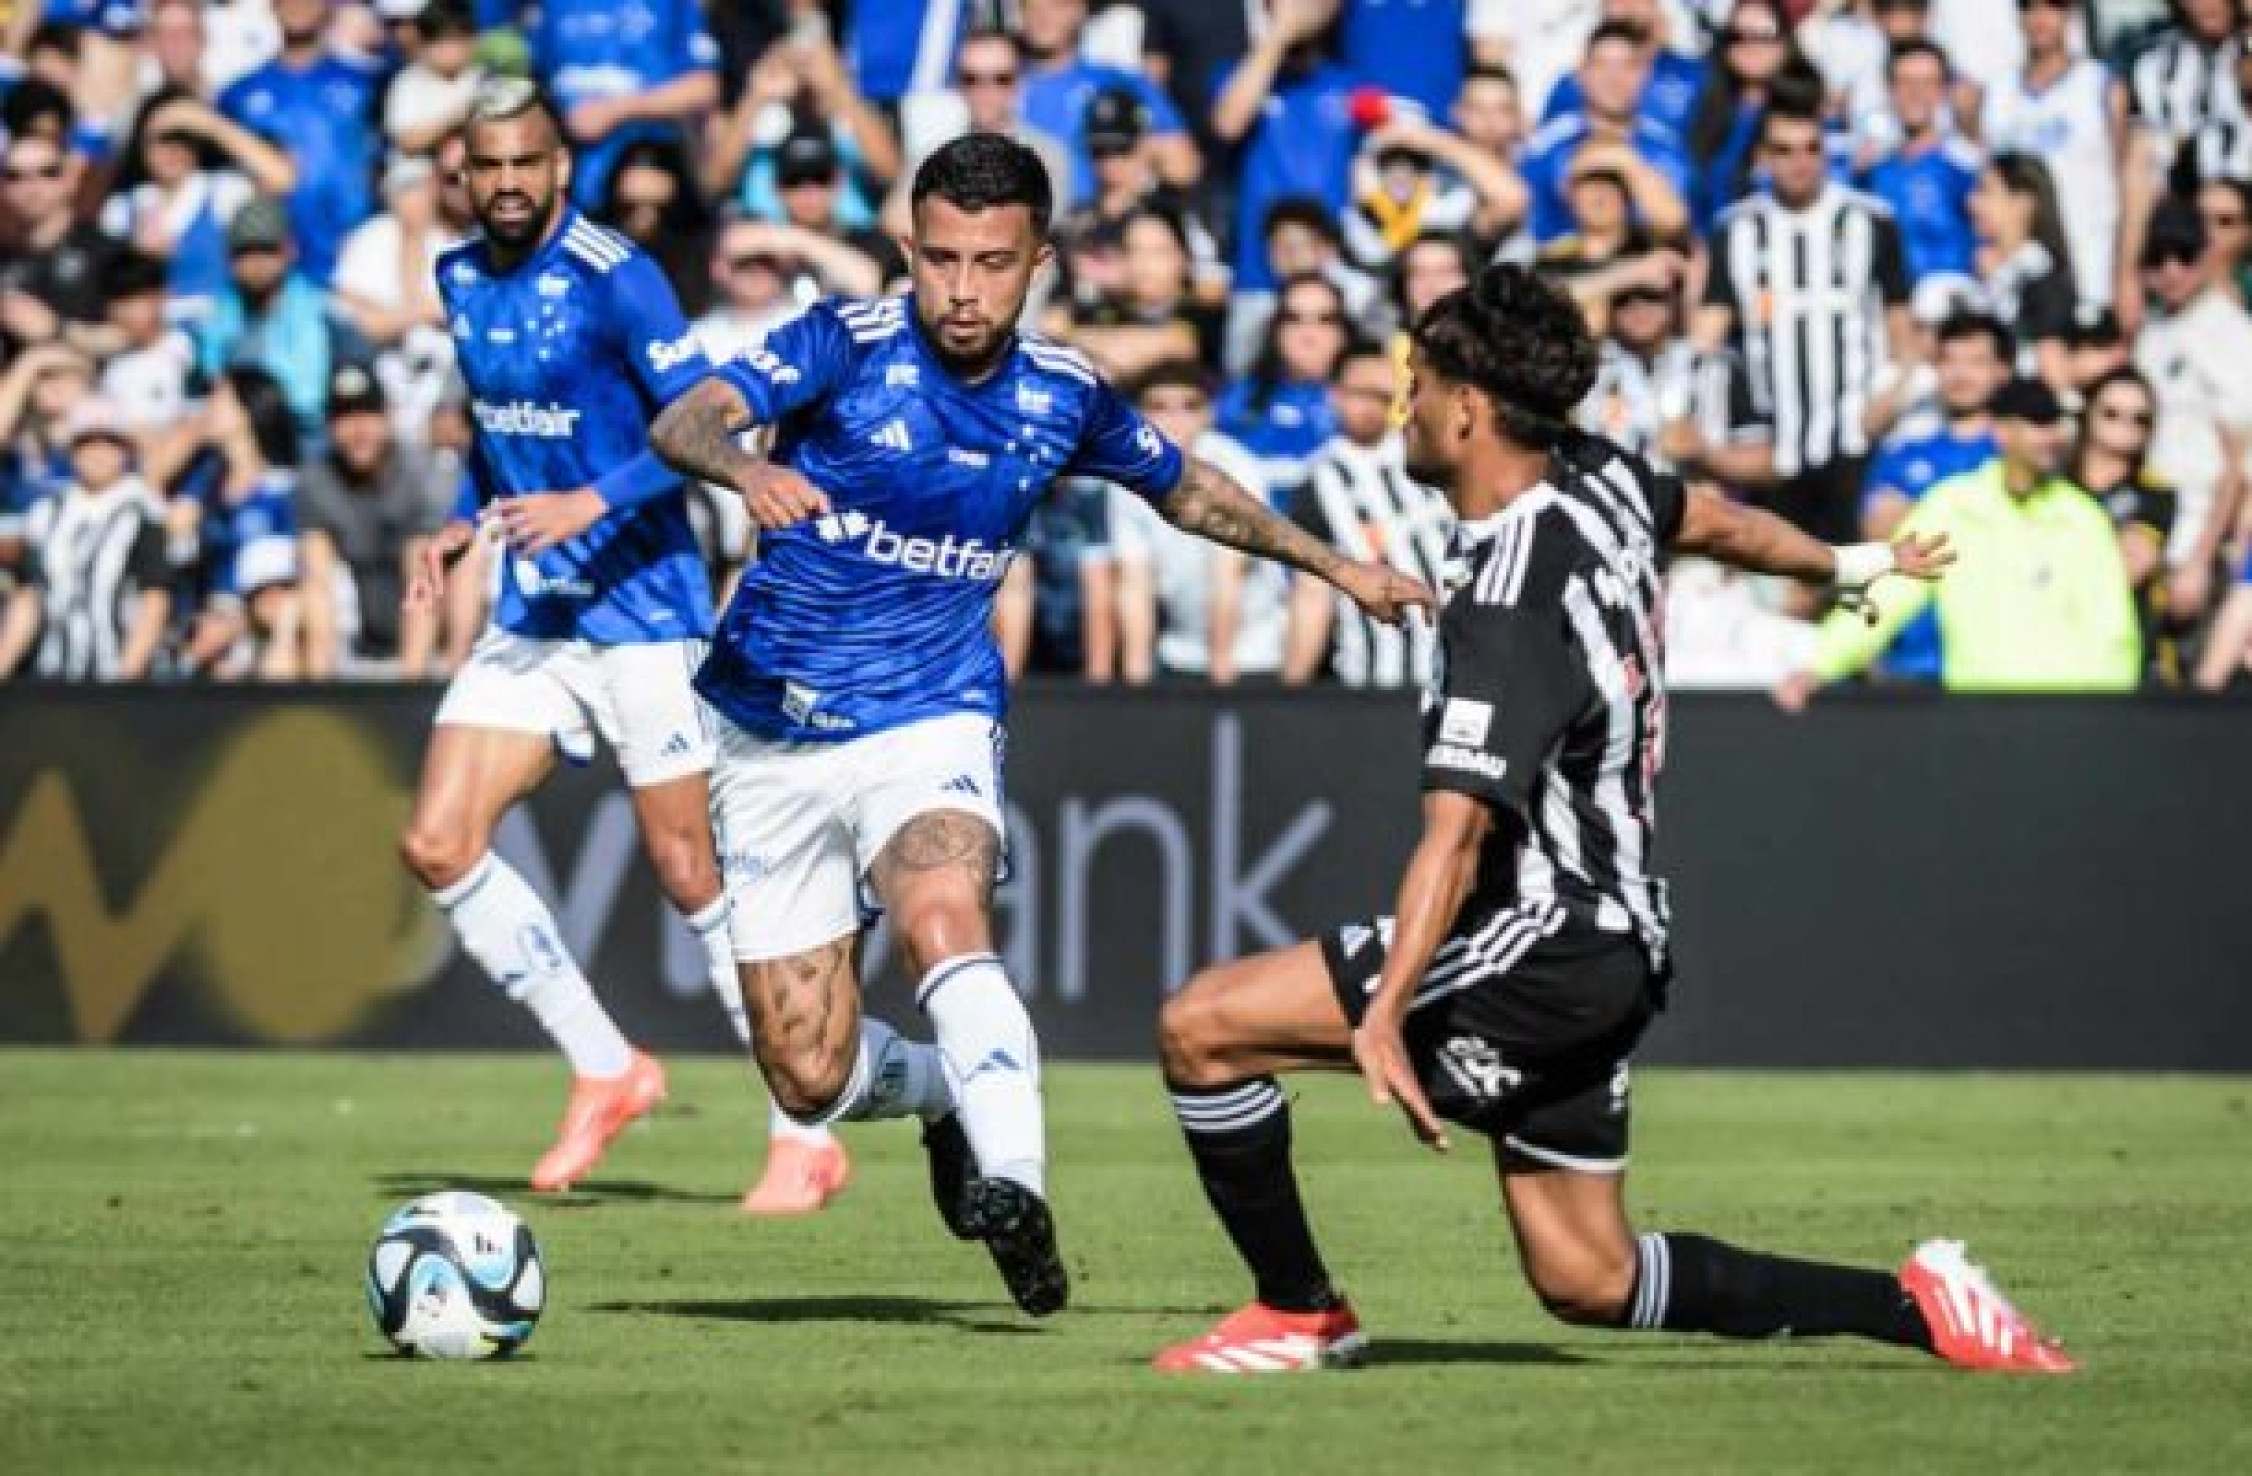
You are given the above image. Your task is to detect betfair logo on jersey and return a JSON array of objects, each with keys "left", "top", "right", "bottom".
[
  {"left": 815, "top": 510, "right": 1011, "bottom": 581},
  {"left": 1427, "top": 744, "right": 1507, "bottom": 783},
  {"left": 645, "top": 332, "right": 702, "bottom": 375},
  {"left": 473, "top": 399, "right": 582, "bottom": 438}
]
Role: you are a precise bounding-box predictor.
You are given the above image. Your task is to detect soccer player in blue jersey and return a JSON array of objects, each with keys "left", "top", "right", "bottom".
[
  {"left": 648, "top": 133, "right": 1434, "bottom": 1316},
  {"left": 398, "top": 80, "right": 846, "bottom": 1212}
]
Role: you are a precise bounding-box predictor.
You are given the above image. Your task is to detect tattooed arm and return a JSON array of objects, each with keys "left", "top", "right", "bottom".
[
  {"left": 1160, "top": 454, "right": 1436, "bottom": 625},
  {"left": 650, "top": 378, "right": 830, "bottom": 530}
]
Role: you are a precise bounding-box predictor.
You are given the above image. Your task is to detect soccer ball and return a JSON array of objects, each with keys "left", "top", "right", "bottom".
[{"left": 366, "top": 1191, "right": 545, "bottom": 1359}]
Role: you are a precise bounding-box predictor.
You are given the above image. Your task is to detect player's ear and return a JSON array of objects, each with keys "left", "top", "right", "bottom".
[
  {"left": 1033, "top": 238, "right": 1056, "bottom": 276},
  {"left": 554, "top": 144, "right": 572, "bottom": 197}
]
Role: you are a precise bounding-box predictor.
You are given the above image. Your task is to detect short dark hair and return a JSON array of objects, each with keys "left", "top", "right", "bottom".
[
  {"left": 1133, "top": 358, "right": 1214, "bottom": 400},
  {"left": 1, "top": 77, "right": 73, "bottom": 141},
  {"left": 912, "top": 131, "right": 1052, "bottom": 237},
  {"left": 1935, "top": 310, "right": 2013, "bottom": 363},
  {"left": 26, "top": 20, "right": 82, "bottom": 58},
  {"left": 1586, "top": 20, "right": 1648, "bottom": 54},
  {"left": 1262, "top": 196, "right": 1339, "bottom": 246},
  {"left": 1413, "top": 264, "right": 1598, "bottom": 450},
  {"left": 110, "top": 250, "right": 168, "bottom": 300},
  {"left": 1460, "top": 62, "right": 1518, "bottom": 92},
  {"left": 1759, "top": 101, "right": 1826, "bottom": 147},
  {"left": 1336, "top": 339, "right": 1394, "bottom": 376},
  {"left": 1886, "top": 38, "right": 1950, "bottom": 81}
]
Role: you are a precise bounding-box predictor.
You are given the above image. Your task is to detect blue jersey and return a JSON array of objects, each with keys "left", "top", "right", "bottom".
[
  {"left": 1337, "top": 0, "right": 1465, "bottom": 120},
  {"left": 1521, "top": 115, "right": 1693, "bottom": 243},
  {"left": 530, "top": 0, "right": 721, "bottom": 208},
  {"left": 1543, "top": 50, "right": 1708, "bottom": 139},
  {"left": 1215, "top": 59, "right": 1361, "bottom": 290},
  {"left": 218, "top": 52, "right": 383, "bottom": 284},
  {"left": 193, "top": 467, "right": 298, "bottom": 602},
  {"left": 1215, "top": 379, "right": 1337, "bottom": 503},
  {"left": 1865, "top": 425, "right": 1996, "bottom": 682},
  {"left": 699, "top": 297, "right": 1185, "bottom": 741},
  {"left": 1860, "top": 138, "right": 1982, "bottom": 284},
  {"left": 1022, "top": 59, "right": 1188, "bottom": 206},
  {"left": 439, "top": 210, "right": 715, "bottom": 645}
]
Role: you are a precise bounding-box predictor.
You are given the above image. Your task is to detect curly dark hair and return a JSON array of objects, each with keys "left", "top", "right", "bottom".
[
  {"left": 912, "top": 131, "right": 1053, "bottom": 237},
  {"left": 1412, "top": 264, "right": 1599, "bottom": 450}
]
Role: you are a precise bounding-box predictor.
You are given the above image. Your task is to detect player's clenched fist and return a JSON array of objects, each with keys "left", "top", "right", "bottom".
[{"left": 735, "top": 465, "right": 830, "bottom": 531}]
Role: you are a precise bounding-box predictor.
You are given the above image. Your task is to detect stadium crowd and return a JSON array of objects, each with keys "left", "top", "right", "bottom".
[{"left": 1, "top": 0, "right": 2249, "bottom": 693}]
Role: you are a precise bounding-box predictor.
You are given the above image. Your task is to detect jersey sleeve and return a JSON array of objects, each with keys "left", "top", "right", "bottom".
[
  {"left": 1871, "top": 213, "right": 1912, "bottom": 307},
  {"left": 717, "top": 302, "right": 857, "bottom": 425},
  {"left": 1065, "top": 377, "right": 1186, "bottom": 502},
  {"left": 1133, "top": 74, "right": 1187, "bottom": 137},
  {"left": 606, "top": 250, "right": 710, "bottom": 409},
  {"left": 127, "top": 515, "right": 169, "bottom": 587},
  {"left": 1423, "top": 529, "right": 1590, "bottom": 821}
]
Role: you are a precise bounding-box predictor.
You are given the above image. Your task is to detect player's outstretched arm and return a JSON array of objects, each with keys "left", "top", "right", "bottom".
[
  {"left": 1353, "top": 791, "right": 1500, "bottom": 1154},
  {"left": 1161, "top": 454, "right": 1437, "bottom": 625},
  {"left": 649, "top": 378, "right": 830, "bottom": 530},
  {"left": 1674, "top": 484, "right": 1954, "bottom": 602}
]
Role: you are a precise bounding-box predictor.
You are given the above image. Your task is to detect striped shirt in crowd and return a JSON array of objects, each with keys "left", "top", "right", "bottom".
[
  {"left": 1422, "top": 431, "right": 1684, "bottom": 965},
  {"left": 2131, "top": 27, "right": 2245, "bottom": 155},
  {"left": 20, "top": 481, "right": 169, "bottom": 680},
  {"left": 1290, "top": 435, "right": 1453, "bottom": 688},
  {"left": 2188, "top": 110, "right": 2252, "bottom": 185},
  {"left": 1703, "top": 185, "right": 1910, "bottom": 478},
  {"left": 1578, "top": 340, "right": 1767, "bottom": 475}
]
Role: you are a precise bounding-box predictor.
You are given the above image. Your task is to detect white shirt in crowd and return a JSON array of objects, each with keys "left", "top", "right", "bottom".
[
  {"left": 384, "top": 62, "right": 488, "bottom": 149},
  {"left": 1110, "top": 429, "right": 1287, "bottom": 678},
  {"left": 2136, "top": 285, "right": 2252, "bottom": 563},
  {"left": 1983, "top": 56, "right": 2121, "bottom": 307}
]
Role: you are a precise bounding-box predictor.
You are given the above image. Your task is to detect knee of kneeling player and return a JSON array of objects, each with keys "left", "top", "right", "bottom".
[
  {"left": 1528, "top": 1258, "right": 1636, "bottom": 1327},
  {"left": 759, "top": 1043, "right": 855, "bottom": 1122},
  {"left": 1157, "top": 983, "right": 1230, "bottom": 1086}
]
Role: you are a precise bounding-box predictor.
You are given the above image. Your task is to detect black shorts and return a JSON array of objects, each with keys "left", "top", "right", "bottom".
[{"left": 1321, "top": 909, "right": 1664, "bottom": 1170}]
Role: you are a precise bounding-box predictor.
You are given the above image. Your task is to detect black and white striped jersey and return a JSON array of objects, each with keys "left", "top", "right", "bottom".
[
  {"left": 2131, "top": 28, "right": 2243, "bottom": 153},
  {"left": 1421, "top": 430, "right": 1684, "bottom": 965},
  {"left": 22, "top": 482, "right": 169, "bottom": 680},
  {"left": 2188, "top": 111, "right": 2252, "bottom": 185},
  {"left": 1291, "top": 435, "right": 1454, "bottom": 688},
  {"left": 1703, "top": 185, "right": 1911, "bottom": 477},
  {"left": 1578, "top": 340, "right": 1768, "bottom": 475}
]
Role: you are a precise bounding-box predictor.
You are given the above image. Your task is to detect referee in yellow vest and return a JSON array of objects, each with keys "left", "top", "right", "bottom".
[{"left": 1778, "top": 378, "right": 2142, "bottom": 706}]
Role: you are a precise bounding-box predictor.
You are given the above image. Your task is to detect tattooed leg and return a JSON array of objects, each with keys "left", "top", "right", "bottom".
[
  {"left": 742, "top": 935, "right": 863, "bottom": 1121},
  {"left": 872, "top": 810, "right": 1047, "bottom": 1195}
]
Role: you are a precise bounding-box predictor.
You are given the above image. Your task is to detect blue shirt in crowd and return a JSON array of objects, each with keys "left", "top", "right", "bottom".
[
  {"left": 1337, "top": 0, "right": 1467, "bottom": 119},
  {"left": 529, "top": 0, "right": 721, "bottom": 208},
  {"left": 1860, "top": 137, "right": 1983, "bottom": 284},
  {"left": 1022, "top": 58, "right": 1188, "bottom": 206},
  {"left": 1215, "top": 59, "right": 1362, "bottom": 290},
  {"left": 1520, "top": 114, "right": 1693, "bottom": 243},
  {"left": 1543, "top": 49, "right": 1708, "bottom": 139},
  {"left": 218, "top": 50, "right": 384, "bottom": 284}
]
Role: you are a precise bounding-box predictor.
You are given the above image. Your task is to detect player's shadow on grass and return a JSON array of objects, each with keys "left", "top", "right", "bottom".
[
  {"left": 372, "top": 1171, "right": 738, "bottom": 1207},
  {"left": 1368, "top": 1339, "right": 1585, "bottom": 1368},
  {"left": 591, "top": 1295, "right": 1045, "bottom": 1335}
]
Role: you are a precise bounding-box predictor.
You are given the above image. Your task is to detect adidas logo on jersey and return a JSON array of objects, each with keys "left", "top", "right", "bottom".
[
  {"left": 868, "top": 418, "right": 914, "bottom": 453},
  {"left": 814, "top": 510, "right": 1011, "bottom": 582},
  {"left": 941, "top": 773, "right": 983, "bottom": 797},
  {"left": 473, "top": 398, "right": 582, "bottom": 438}
]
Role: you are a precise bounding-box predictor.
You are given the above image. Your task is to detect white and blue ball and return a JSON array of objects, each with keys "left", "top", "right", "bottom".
[{"left": 366, "top": 1192, "right": 544, "bottom": 1359}]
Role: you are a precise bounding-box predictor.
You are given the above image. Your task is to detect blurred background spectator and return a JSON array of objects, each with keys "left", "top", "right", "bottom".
[{"left": 0, "top": 0, "right": 2242, "bottom": 698}]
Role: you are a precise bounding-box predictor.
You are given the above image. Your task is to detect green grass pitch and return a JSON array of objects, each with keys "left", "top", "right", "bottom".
[{"left": 3, "top": 1052, "right": 2249, "bottom": 1474}]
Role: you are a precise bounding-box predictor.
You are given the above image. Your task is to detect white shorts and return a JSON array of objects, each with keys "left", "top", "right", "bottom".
[
  {"left": 709, "top": 713, "right": 1007, "bottom": 962},
  {"left": 435, "top": 628, "right": 716, "bottom": 789}
]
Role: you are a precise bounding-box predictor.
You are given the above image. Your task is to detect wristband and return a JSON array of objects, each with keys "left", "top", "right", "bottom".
[{"left": 1832, "top": 542, "right": 1894, "bottom": 589}]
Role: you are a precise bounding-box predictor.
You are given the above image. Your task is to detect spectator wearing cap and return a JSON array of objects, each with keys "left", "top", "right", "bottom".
[
  {"left": 2119, "top": 0, "right": 2248, "bottom": 332},
  {"left": 100, "top": 84, "right": 296, "bottom": 325},
  {"left": 217, "top": 0, "right": 384, "bottom": 284},
  {"left": 1211, "top": 0, "right": 1361, "bottom": 295},
  {"left": 1520, "top": 21, "right": 1691, "bottom": 246},
  {"left": 1857, "top": 40, "right": 1982, "bottom": 288},
  {"left": 0, "top": 397, "right": 171, "bottom": 682},
  {"left": 332, "top": 151, "right": 460, "bottom": 439},
  {"left": 1341, "top": 95, "right": 1527, "bottom": 275},
  {"left": 153, "top": 363, "right": 303, "bottom": 680},
  {"left": 197, "top": 195, "right": 367, "bottom": 454},
  {"left": 1780, "top": 378, "right": 2141, "bottom": 701},
  {"left": 0, "top": 129, "right": 122, "bottom": 350},
  {"left": 1064, "top": 83, "right": 1227, "bottom": 301},
  {"left": 383, "top": 0, "right": 488, "bottom": 154},
  {"left": 1541, "top": 0, "right": 1707, "bottom": 139},
  {"left": 1019, "top": 0, "right": 1199, "bottom": 205},
  {"left": 747, "top": 130, "right": 896, "bottom": 295},
  {"left": 99, "top": 250, "right": 199, "bottom": 442},
  {"left": 527, "top": 0, "right": 721, "bottom": 209},
  {"left": 706, "top": 11, "right": 900, "bottom": 235},
  {"left": 297, "top": 362, "right": 454, "bottom": 677},
  {"left": 2134, "top": 196, "right": 2252, "bottom": 627}
]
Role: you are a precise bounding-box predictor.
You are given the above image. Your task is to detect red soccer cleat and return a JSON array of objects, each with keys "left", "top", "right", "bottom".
[
  {"left": 739, "top": 1133, "right": 853, "bottom": 1216},
  {"left": 1899, "top": 1239, "right": 2077, "bottom": 1374},
  {"left": 1152, "top": 1300, "right": 1369, "bottom": 1374},
  {"left": 529, "top": 1051, "right": 668, "bottom": 1193}
]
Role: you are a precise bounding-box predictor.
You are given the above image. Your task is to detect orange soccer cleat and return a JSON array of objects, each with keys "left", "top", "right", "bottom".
[
  {"left": 1899, "top": 1239, "right": 2078, "bottom": 1374},
  {"left": 528, "top": 1051, "right": 668, "bottom": 1193},
  {"left": 1152, "top": 1299, "right": 1369, "bottom": 1374},
  {"left": 739, "top": 1134, "right": 853, "bottom": 1216}
]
